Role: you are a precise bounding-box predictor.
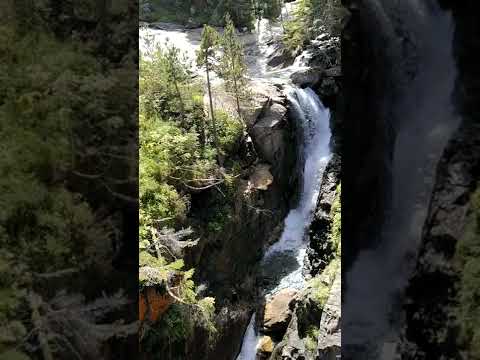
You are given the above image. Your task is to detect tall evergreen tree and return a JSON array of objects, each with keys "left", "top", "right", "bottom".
[
  {"left": 196, "top": 25, "right": 221, "bottom": 160},
  {"left": 162, "top": 41, "right": 190, "bottom": 124},
  {"left": 218, "top": 13, "right": 249, "bottom": 119}
]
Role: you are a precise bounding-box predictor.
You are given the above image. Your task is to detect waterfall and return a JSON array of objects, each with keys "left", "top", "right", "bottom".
[
  {"left": 343, "top": 1, "right": 460, "bottom": 357},
  {"left": 236, "top": 88, "right": 332, "bottom": 360},
  {"left": 267, "top": 88, "right": 331, "bottom": 257},
  {"left": 235, "top": 314, "right": 258, "bottom": 360}
]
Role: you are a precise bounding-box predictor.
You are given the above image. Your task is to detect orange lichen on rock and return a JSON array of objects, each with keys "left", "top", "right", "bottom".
[{"left": 139, "top": 287, "right": 174, "bottom": 322}]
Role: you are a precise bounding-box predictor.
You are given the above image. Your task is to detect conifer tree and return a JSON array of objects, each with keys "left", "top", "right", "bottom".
[
  {"left": 162, "top": 40, "right": 190, "bottom": 122},
  {"left": 218, "top": 13, "right": 249, "bottom": 119},
  {"left": 196, "top": 25, "right": 221, "bottom": 159}
]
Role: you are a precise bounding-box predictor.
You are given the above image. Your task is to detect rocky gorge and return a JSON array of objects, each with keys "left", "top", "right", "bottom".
[{"left": 139, "top": 2, "right": 343, "bottom": 359}]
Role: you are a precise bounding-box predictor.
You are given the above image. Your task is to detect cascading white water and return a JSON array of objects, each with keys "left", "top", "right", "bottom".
[
  {"left": 263, "top": 87, "right": 332, "bottom": 294},
  {"left": 139, "top": 5, "right": 334, "bottom": 358},
  {"left": 139, "top": 1, "right": 309, "bottom": 85},
  {"left": 235, "top": 314, "right": 258, "bottom": 360},
  {"left": 236, "top": 88, "right": 331, "bottom": 360}
]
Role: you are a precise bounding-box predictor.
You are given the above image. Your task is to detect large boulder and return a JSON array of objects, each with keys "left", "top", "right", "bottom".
[
  {"left": 251, "top": 102, "right": 288, "bottom": 166},
  {"left": 291, "top": 67, "right": 341, "bottom": 99},
  {"left": 263, "top": 289, "right": 298, "bottom": 336},
  {"left": 267, "top": 42, "right": 296, "bottom": 68},
  {"left": 257, "top": 335, "right": 275, "bottom": 357},
  {"left": 291, "top": 68, "right": 322, "bottom": 88},
  {"left": 242, "top": 81, "right": 285, "bottom": 127},
  {"left": 185, "top": 302, "right": 252, "bottom": 360},
  {"left": 249, "top": 163, "right": 274, "bottom": 191}
]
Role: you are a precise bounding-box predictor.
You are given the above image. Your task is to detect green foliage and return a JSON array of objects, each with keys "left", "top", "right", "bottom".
[
  {"left": 139, "top": 16, "right": 251, "bottom": 357},
  {"left": 139, "top": 226, "right": 217, "bottom": 348},
  {"left": 330, "top": 183, "right": 341, "bottom": 255},
  {"left": 140, "top": 36, "right": 249, "bottom": 354},
  {"left": 305, "top": 326, "right": 320, "bottom": 353},
  {"left": 140, "top": 43, "right": 220, "bottom": 233},
  {"left": 305, "top": 184, "right": 341, "bottom": 311},
  {"left": 140, "top": 38, "right": 243, "bottom": 236},
  {"left": 218, "top": 14, "right": 250, "bottom": 117},
  {"left": 215, "top": 110, "right": 244, "bottom": 154},
  {"left": 144, "top": 298, "right": 216, "bottom": 359},
  {"left": 197, "top": 25, "right": 220, "bottom": 70},
  {"left": 140, "top": 40, "right": 193, "bottom": 121},
  {"left": 1, "top": 1, "right": 138, "bottom": 355},
  {"left": 0, "top": 25, "right": 112, "bottom": 295},
  {"left": 284, "top": 0, "right": 346, "bottom": 52},
  {"left": 197, "top": 25, "right": 222, "bottom": 154},
  {"left": 211, "top": 0, "right": 254, "bottom": 30},
  {"left": 141, "top": 0, "right": 255, "bottom": 29},
  {"left": 307, "top": 258, "right": 339, "bottom": 307},
  {"left": 454, "top": 186, "right": 480, "bottom": 358}
]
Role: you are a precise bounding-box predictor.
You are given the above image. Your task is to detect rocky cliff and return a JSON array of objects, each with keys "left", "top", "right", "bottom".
[
  {"left": 180, "top": 83, "right": 300, "bottom": 360},
  {"left": 263, "top": 22, "right": 343, "bottom": 360},
  {"left": 402, "top": 2, "right": 480, "bottom": 358},
  {"left": 340, "top": 0, "right": 394, "bottom": 273}
]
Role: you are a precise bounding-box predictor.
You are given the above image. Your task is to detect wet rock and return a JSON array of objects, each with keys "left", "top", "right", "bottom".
[
  {"left": 313, "top": 77, "right": 339, "bottom": 104},
  {"left": 267, "top": 43, "right": 296, "bottom": 68},
  {"left": 316, "top": 269, "right": 341, "bottom": 360},
  {"left": 270, "top": 313, "right": 306, "bottom": 360},
  {"left": 291, "top": 66, "right": 341, "bottom": 101},
  {"left": 291, "top": 68, "right": 322, "bottom": 88},
  {"left": 263, "top": 289, "right": 298, "bottom": 336},
  {"left": 307, "top": 154, "right": 341, "bottom": 276}
]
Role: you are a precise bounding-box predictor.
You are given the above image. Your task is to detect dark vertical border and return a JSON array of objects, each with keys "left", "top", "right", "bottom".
[{"left": 1, "top": 1, "right": 139, "bottom": 358}]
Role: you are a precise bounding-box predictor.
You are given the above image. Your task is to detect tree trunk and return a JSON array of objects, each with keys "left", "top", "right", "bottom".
[
  {"left": 228, "top": 36, "right": 243, "bottom": 120},
  {"left": 172, "top": 76, "right": 186, "bottom": 125},
  {"left": 233, "top": 76, "right": 242, "bottom": 118},
  {"left": 205, "top": 58, "right": 221, "bottom": 163}
]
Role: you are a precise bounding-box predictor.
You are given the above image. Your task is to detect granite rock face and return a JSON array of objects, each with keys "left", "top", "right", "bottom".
[
  {"left": 306, "top": 154, "right": 341, "bottom": 276},
  {"left": 316, "top": 269, "right": 341, "bottom": 360},
  {"left": 401, "top": 3, "right": 480, "bottom": 356}
]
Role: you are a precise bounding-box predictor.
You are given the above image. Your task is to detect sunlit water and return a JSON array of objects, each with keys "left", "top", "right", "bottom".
[
  {"left": 139, "top": 1, "right": 311, "bottom": 84},
  {"left": 139, "top": 5, "right": 333, "bottom": 358},
  {"left": 236, "top": 89, "right": 331, "bottom": 360}
]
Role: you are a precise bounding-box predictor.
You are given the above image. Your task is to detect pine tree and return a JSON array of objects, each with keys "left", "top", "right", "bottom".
[
  {"left": 218, "top": 13, "right": 249, "bottom": 119},
  {"left": 162, "top": 40, "right": 190, "bottom": 123},
  {"left": 196, "top": 25, "right": 221, "bottom": 160}
]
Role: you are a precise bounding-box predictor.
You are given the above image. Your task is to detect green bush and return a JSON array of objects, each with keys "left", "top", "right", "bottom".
[
  {"left": 305, "top": 326, "right": 320, "bottom": 353},
  {"left": 214, "top": 110, "right": 244, "bottom": 155}
]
